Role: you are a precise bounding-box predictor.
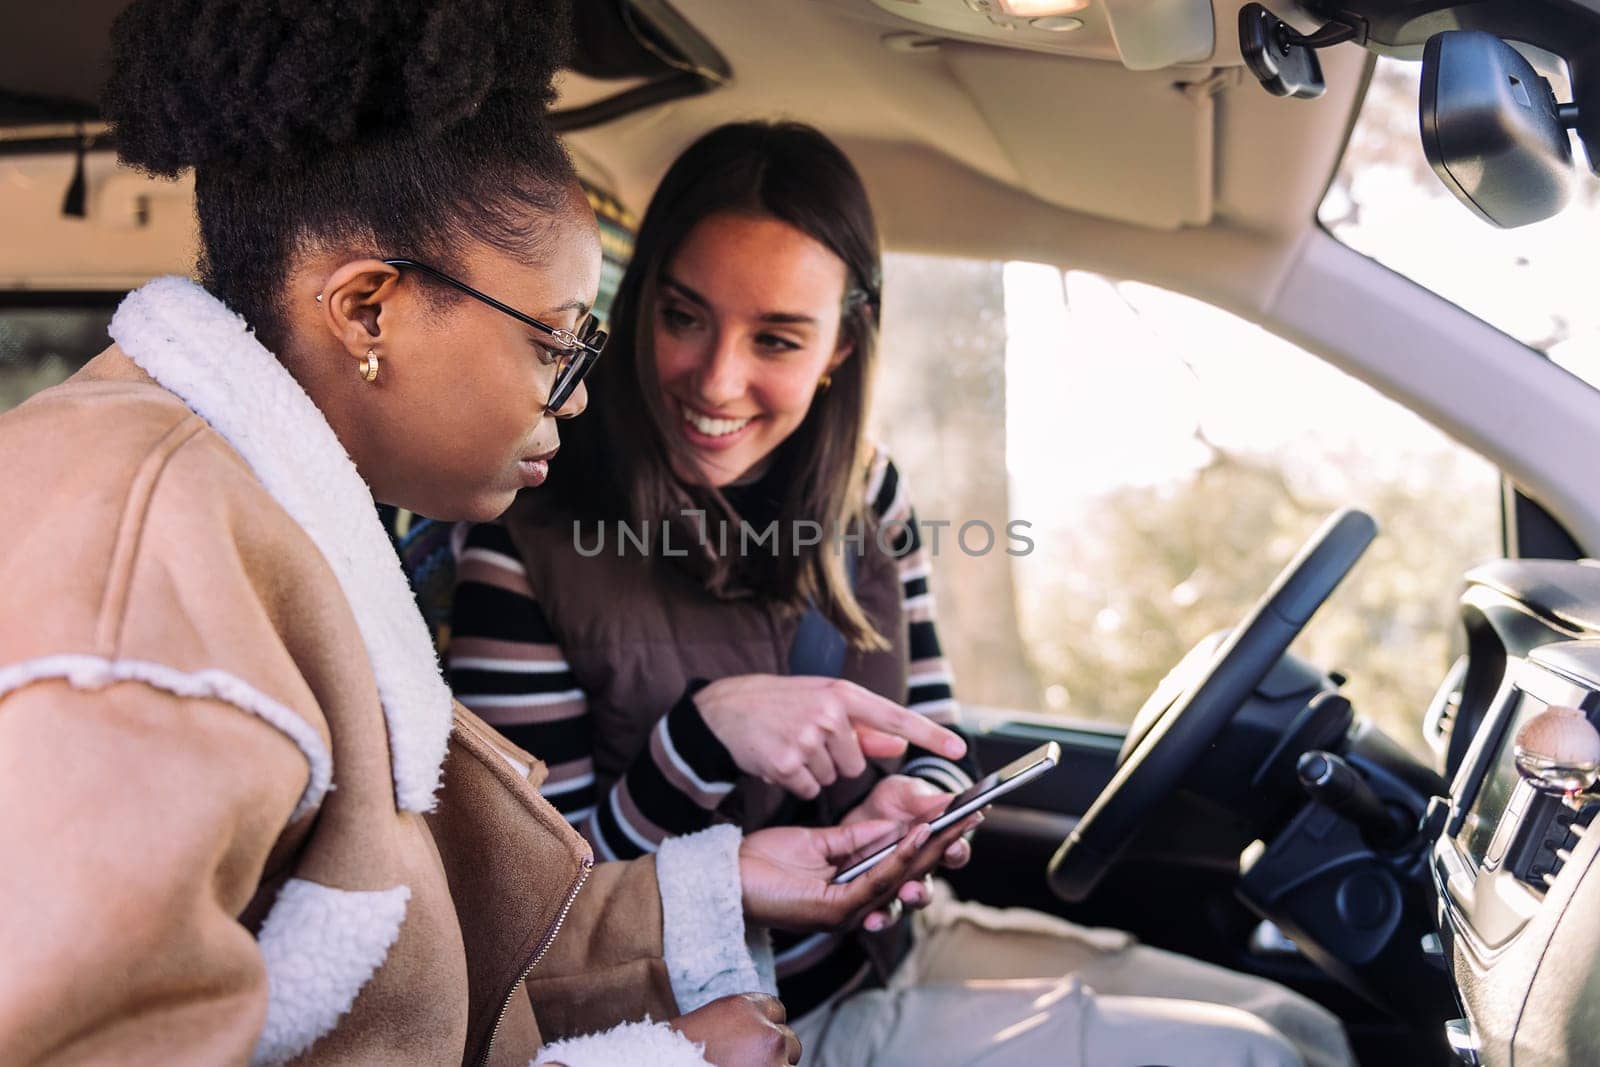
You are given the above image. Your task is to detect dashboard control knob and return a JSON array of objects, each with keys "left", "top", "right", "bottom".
[
  {"left": 1514, "top": 705, "right": 1600, "bottom": 804},
  {"left": 1335, "top": 870, "right": 1395, "bottom": 929}
]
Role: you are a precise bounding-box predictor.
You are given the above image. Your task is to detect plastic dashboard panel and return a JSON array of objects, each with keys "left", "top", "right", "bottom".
[{"left": 1435, "top": 562, "right": 1600, "bottom": 1065}]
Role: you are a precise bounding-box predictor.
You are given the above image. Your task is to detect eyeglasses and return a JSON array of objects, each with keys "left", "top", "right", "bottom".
[{"left": 383, "top": 258, "right": 606, "bottom": 413}]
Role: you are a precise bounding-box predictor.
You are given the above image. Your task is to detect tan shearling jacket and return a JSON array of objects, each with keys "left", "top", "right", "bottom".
[{"left": 0, "top": 278, "right": 771, "bottom": 1066}]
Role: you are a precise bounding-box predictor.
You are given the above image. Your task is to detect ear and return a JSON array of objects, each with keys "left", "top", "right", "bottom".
[
  {"left": 313, "top": 259, "right": 404, "bottom": 360},
  {"left": 826, "top": 331, "right": 855, "bottom": 374}
]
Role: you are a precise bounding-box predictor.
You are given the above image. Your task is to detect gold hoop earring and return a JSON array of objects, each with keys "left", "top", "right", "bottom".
[
  {"left": 819, "top": 373, "right": 833, "bottom": 390},
  {"left": 359, "top": 348, "right": 380, "bottom": 383}
]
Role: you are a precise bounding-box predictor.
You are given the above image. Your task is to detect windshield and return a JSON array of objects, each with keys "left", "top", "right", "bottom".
[
  {"left": 875, "top": 254, "right": 1497, "bottom": 763},
  {"left": 1320, "top": 55, "right": 1600, "bottom": 390}
]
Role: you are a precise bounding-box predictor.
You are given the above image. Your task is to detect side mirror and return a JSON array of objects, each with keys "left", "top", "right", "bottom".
[{"left": 1420, "top": 31, "right": 1576, "bottom": 228}]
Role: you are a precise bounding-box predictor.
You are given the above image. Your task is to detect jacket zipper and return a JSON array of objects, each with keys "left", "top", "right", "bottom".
[{"left": 475, "top": 858, "right": 593, "bottom": 1067}]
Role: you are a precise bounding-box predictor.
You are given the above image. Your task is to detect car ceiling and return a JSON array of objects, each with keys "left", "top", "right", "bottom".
[
  {"left": 0, "top": 0, "right": 1368, "bottom": 305},
  {"left": 561, "top": 1, "right": 1369, "bottom": 273},
  {"left": 0, "top": 2, "right": 121, "bottom": 123}
]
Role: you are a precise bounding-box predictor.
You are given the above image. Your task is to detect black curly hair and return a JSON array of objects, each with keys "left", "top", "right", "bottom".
[{"left": 101, "top": 0, "right": 579, "bottom": 352}]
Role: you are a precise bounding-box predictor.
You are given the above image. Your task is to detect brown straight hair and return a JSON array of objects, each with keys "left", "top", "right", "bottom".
[{"left": 545, "top": 121, "right": 888, "bottom": 649}]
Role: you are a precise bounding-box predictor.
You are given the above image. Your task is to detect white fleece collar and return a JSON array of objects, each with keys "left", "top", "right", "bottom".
[{"left": 108, "top": 276, "right": 452, "bottom": 813}]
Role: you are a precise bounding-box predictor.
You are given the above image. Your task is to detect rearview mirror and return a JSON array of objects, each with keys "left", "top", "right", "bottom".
[{"left": 1420, "top": 31, "right": 1575, "bottom": 228}]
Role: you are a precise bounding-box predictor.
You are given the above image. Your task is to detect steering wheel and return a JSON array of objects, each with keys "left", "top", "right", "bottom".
[{"left": 1047, "top": 508, "right": 1378, "bottom": 902}]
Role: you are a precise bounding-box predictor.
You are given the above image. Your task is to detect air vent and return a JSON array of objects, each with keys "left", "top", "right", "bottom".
[
  {"left": 1422, "top": 655, "right": 1467, "bottom": 761},
  {"left": 1523, "top": 799, "right": 1600, "bottom": 891}
]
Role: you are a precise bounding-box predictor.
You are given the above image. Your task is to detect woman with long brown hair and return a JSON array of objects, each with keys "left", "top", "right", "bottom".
[{"left": 451, "top": 121, "right": 1353, "bottom": 1065}]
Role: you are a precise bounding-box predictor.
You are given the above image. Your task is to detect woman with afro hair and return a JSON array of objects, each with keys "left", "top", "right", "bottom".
[{"left": 0, "top": 2, "right": 977, "bottom": 1064}]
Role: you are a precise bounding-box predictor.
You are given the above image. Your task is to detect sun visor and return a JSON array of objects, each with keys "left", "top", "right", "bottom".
[{"left": 942, "top": 45, "right": 1215, "bottom": 228}]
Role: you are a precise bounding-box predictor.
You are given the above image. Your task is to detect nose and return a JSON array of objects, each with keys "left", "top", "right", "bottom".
[
  {"left": 551, "top": 377, "right": 588, "bottom": 419},
  {"left": 693, "top": 332, "right": 747, "bottom": 408}
]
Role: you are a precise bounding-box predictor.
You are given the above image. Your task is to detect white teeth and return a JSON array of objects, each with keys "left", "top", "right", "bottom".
[{"left": 682, "top": 406, "right": 752, "bottom": 437}]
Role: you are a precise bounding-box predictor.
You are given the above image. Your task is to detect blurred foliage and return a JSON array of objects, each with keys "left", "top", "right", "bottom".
[
  {"left": 880, "top": 246, "right": 1499, "bottom": 767},
  {"left": 1320, "top": 58, "right": 1434, "bottom": 232},
  {"left": 1016, "top": 437, "right": 1497, "bottom": 761}
]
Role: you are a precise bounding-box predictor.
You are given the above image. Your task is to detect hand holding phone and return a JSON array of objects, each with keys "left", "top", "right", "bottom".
[
  {"left": 739, "top": 813, "right": 984, "bottom": 933},
  {"left": 831, "top": 741, "right": 1061, "bottom": 884}
]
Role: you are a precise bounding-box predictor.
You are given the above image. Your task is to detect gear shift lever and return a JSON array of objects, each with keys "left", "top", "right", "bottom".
[{"left": 1297, "top": 750, "right": 1407, "bottom": 849}]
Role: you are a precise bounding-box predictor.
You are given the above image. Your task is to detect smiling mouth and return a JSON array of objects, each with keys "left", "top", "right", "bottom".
[{"left": 680, "top": 403, "right": 754, "bottom": 438}]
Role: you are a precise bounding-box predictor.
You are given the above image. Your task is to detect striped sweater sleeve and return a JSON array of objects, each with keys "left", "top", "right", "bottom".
[
  {"left": 448, "top": 522, "right": 599, "bottom": 824},
  {"left": 866, "top": 451, "right": 979, "bottom": 794},
  {"left": 448, "top": 521, "right": 737, "bottom": 862}
]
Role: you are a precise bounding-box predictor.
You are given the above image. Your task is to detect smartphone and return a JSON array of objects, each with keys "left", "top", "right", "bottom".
[{"left": 830, "top": 741, "right": 1061, "bottom": 884}]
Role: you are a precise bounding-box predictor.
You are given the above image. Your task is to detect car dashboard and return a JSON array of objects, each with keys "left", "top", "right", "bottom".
[{"left": 1429, "top": 560, "right": 1600, "bottom": 1065}]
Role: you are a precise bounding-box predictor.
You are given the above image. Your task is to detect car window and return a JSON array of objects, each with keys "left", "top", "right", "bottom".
[
  {"left": 874, "top": 254, "right": 1499, "bottom": 761},
  {"left": 1321, "top": 55, "right": 1600, "bottom": 391},
  {"left": 0, "top": 301, "right": 116, "bottom": 414}
]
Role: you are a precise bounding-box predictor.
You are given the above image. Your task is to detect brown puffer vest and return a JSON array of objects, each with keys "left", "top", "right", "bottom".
[{"left": 503, "top": 495, "right": 909, "bottom": 831}]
